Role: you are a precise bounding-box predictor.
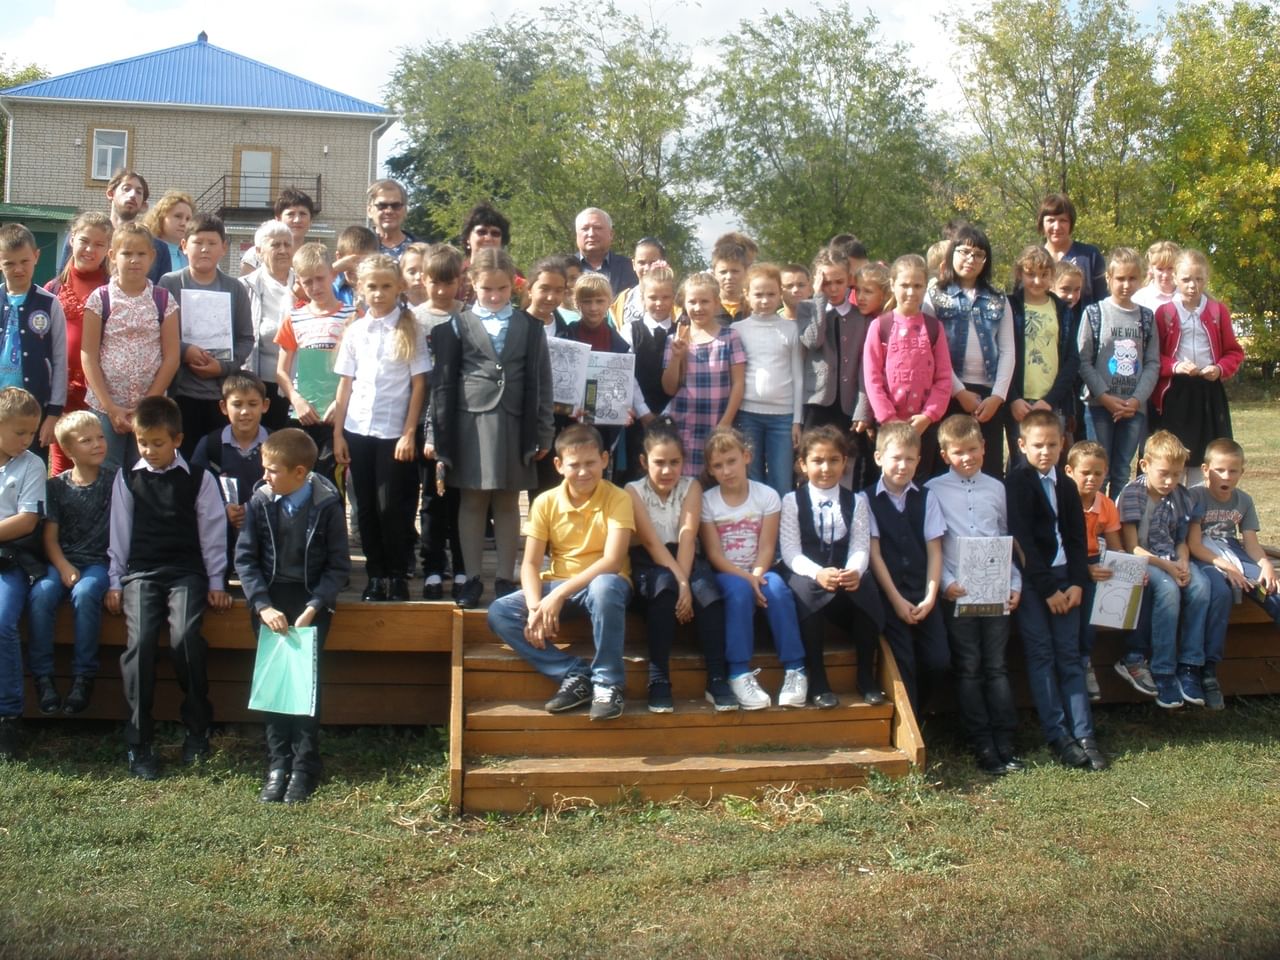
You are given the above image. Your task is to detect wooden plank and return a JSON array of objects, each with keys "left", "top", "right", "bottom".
[
  {"left": 448, "top": 609, "right": 465, "bottom": 815},
  {"left": 465, "top": 697, "right": 892, "bottom": 729},
  {"left": 880, "top": 636, "right": 925, "bottom": 768},
  {"left": 460, "top": 665, "right": 860, "bottom": 702}
]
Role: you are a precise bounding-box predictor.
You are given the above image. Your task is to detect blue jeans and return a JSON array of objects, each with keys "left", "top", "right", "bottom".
[
  {"left": 486, "top": 575, "right": 631, "bottom": 689},
  {"left": 734, "top": 410, "right": 796, "bottom": 500},
  {"left": 715, "top": 571, "right": 805, "bottom": 676},
  {"left": 0, "top": 568, "right": 30, "bottom": 716},
  {"left": 1015, "top": 566, "right": 1092, "bottom": 744},
  {"left": 1089, "top": 406, "right": 1146, "bottom": 499},
  {"left": 1192, "top": 560, "right": 1239, "bottom": 666},
  {"left": 94, "top": 409, "right": 135, "bottom": 473},
  {"left": 27, "top": 563, "right": 108, "bottom": 678},
  {"left": 1142, "top": 563, "right": 1210, "bottom": 675}
]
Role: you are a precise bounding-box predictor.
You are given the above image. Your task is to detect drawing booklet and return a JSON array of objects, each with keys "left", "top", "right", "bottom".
[
  {"left": 955, "top": 536, "right": 1013, "bottom": 617},
  {"left": 1089, "top": 552, "right": 1148, "bottom": 630}
]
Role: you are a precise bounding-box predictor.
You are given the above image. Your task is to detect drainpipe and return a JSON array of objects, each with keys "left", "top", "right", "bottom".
[{"left": 0, "top": 97, "right": 13, "bottom": 203}]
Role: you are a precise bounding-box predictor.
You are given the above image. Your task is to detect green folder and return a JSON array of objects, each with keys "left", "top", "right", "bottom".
[{"left": 248, "top": 625, "right": 318, "bottom": 716}]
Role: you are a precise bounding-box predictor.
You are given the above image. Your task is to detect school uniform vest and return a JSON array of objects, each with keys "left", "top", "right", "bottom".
[
  {"left": 797, "top": 484, "right": 854, "bottom": 568},
  {"left": 0, "top": 284, "right": 62, "bottom": 415},
  {"left": 868, "top": 486, "right": 928, "bottom": 600},
  {"left": 273, "top": 502, "right": 308, "bottom": 584},
  {"left": 125, "top": 465, "right": 207, "bottom": 576},
  {"left": 627, "top": 319, "right": 671, "bottom": 413},
  {"left": 930, "top": 284, "right": 1006, "bottom": 385}
]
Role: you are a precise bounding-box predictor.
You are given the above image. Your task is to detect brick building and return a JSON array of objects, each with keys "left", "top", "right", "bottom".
[{"left": 0, "top": 32, "right": 393, "bottom": 282}]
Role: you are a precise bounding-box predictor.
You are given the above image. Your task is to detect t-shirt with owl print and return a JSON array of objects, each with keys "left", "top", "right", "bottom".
[{"left": 1077, "top": 297, "right": 1160, "bottom": 406}]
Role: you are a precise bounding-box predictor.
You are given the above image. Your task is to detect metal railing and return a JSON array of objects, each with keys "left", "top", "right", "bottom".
[{"left": 194, "top": 173, "right": 323, "bottom": 215}]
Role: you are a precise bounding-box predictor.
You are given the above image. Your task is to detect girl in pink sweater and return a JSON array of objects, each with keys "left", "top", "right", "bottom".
[{"left": 862, "top": 255, "right": 953, "bottom": 477}]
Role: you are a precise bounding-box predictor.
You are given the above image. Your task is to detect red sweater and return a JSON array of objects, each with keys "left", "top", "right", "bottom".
[
  {"left": 1153, "top": 297, "right": 1243, "bottom": 413},
  {"left": 46, "top": 265, "right": 109, "bottom": 410}
]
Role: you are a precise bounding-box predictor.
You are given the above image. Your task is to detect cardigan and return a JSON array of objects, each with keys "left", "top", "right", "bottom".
[{"left": 1152, "top": 297, "right": 1243, "bottom": 413}]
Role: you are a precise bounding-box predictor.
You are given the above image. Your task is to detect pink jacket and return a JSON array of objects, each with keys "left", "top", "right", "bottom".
[
  {"left": 1153, "top": 297, "right": 1243, "bottom": 413},
  {"left": 862, "top": 310, "right": 953, "bottom": 424}
]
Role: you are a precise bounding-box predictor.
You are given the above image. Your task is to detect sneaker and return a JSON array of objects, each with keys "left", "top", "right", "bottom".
[
  {"left": 127, "top": 744, "right": 159, "bottom": 781},
  {"left": 35, "top": 675, "right": 61, "bottom": 714},
  {"left": 0, "top": 717, "right": 18, "bottom": 760},
  {"left": 1153, "top": 673, "right": 1184, "bottom": 710},
  {"left": 778, "top": 668, "right": 808, "bottom": 708},
  {"left": 63, "top": 676, "right": 94, "bottom": 715},
  {"left": 704, "top": 678, "right": 739, "bottom": 712},
  {"left": 182, "top": 733, "right": 211, "bottom": 765},
  {"left": 544, "top": 674, "right": 591, "bottom": 713},
  {"left": 589, "top": 684, "right": 624, "bottom": 721},
  {"left": 1177, "top": 666, "right": 1206, "bottom": 707},
  {"left": 1202, "top": 669, "right": 1225, "bottom": 711},
  {"left": 1114, "top": 656, "right": 1158, "bottom": 697},
  {"left": 647, "top": 680, "right": 673, "bottom": 714},
  {"left": 729, "top": 669, "right": 771, "bottom": 710},
  {"left": 1084, "top": 661, "right": 1102, "bottom": 702}
]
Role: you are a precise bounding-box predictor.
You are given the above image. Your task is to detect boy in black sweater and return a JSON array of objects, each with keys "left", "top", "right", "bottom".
[
  {"left": 236, "top": 428, "right": 350, "bottom": 804},
  {"left": 107, "top": 397, "right": 231, "bottom": 779},
  {"left": 1006, "top": 410, "right": 1106, "bottom": 771}
]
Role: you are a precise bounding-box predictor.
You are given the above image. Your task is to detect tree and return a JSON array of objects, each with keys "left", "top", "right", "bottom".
[
  {"left": 700, "top": 5, "right": 948, "bottom": 263},
  {"left": 0, "top": 58, "right": 48, "bottom": 198},
  {"left": 387, "top": 7, "right": 705, "bottom": 271}
]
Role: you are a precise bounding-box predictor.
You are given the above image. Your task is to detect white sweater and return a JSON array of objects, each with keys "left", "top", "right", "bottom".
[{"left": 734, "top": 313, "right": 804, "bottom": 422}]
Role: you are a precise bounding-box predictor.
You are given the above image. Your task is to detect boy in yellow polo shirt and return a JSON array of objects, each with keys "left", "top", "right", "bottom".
[{"left": 486, "top": 423, "right": 635, "bottom": 720}]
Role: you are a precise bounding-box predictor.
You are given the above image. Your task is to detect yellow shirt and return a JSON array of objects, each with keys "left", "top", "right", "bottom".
[
  {"left": 525, "top": 479, "right": 634, "bottom": 584},
  {"left": 1022, "top": 299, "right": 1059, "bottom": 401}
]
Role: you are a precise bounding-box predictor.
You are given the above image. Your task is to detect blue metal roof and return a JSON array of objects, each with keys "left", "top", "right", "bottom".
[{"left": 0, "top": 32, "right": 387, "bottom": 116}]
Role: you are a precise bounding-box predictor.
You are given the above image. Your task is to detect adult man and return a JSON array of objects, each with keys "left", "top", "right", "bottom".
[
  {"left": 573, "top": 207, "right": 637, "bottom": 295},
  {"left": 366, "top": 180, "right": 416, "bottom": 261},
  {"left": 62, "top": 169, "right": 171, "bottom": 282}
]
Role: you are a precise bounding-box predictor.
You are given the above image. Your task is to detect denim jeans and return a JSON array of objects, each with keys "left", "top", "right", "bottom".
[
  {"left": 27, "top": 563, "right": 108, "bottom": 678},
  {"left": 1192, "top": 561, "right": 1236, "bottom": 666},
  {"left": 734, "top": 410, "right": 796, "bottom": 500},
  {"left": 486, "top": 575, "right": 631, "bottom": 689},
  {"left": 1015, "top": 565, "right": 1093, "bottom": 744},
  {"left": 0, "top": 568, "right": 28, "bottom": 716},
  {"left": 1142, "top": 563, "right": 1210, "bottom": 675},
  {"left": 943, "top": 604, "right": 1017, "bottom": 756},
  {"left": 715, "top": 571, "right": 806, "bottom": 676},
  {"left": 1089, "top": 406, "right": 1146, "bottom": 498}
]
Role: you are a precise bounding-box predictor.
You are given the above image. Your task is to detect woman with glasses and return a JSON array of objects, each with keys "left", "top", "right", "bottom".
[{"left": 458, "top": 202, "right": 518, "bottom": 305}]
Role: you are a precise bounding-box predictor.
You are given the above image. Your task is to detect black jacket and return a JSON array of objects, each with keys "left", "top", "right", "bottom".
[{"left": 1005, "top": 462, "right": 1088, "bottom": 599}]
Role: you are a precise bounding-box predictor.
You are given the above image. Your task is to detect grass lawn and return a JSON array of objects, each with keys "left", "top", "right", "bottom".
[{"left": 2, "top": 398, "right": 1279, "bottom": 959}]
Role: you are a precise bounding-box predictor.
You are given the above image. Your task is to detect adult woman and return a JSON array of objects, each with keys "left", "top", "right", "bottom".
[
  {"left": 1038, "top": 193, "right": 1106, "bottom": 308},
  {"left": 459, "top": 202, "right": 517, "bottom": 304},
  {"left": 239, "top": 219, "right": 294, "bottom": 429}
]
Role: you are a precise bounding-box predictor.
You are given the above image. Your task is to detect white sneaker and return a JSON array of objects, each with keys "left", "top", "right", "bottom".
[
  {"left": 778, "top": 668, "right": 808, "bottom": 708},
  {"left": 729, "top": 669, "right": 771, "bottom": 710}
]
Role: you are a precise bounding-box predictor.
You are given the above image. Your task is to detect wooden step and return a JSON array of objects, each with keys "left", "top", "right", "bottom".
[
  {"left": 463, "top": 696, "right": 893, "bottom": 757},
  {"left": 461, "top": 746, "right": 911, "bottom": 813}
]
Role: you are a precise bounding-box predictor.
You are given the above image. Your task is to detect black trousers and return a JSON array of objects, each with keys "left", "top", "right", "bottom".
[
  {"left": 298, "top": 421, "right": 340, "bottom": 491},
  {"left": 344, "top": 431, "right": 419, "bottom": 578},
  {"left": 799, "top": 591, "right": 880, "bottom": 696},
  {"left": 120, "top": 569, "right": 210, "bottom": 745},
  {"left": 882, "top": 598, "right": 950, "bottom": 716},
  {"left": 942, "top": 602, "right": 1017, "bottom": 755},
  {"left": 174, "top": 395, "right": 227, "bottom": 459},
  {"left": 261, "top": 381, "right": 291, "bottom": 432},
  {"left": 417, "top": 428, "right": 463, "bottom": 577},
  {"left": 252, "top": 581, "right": 331, "bottom": 776}
]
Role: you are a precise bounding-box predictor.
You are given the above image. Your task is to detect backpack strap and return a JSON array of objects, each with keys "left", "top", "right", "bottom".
[
  {"left": 99, "top": 286, "right": 111, "bottom": 325},
  {"left": 1085, "top": 303, "right": 1103, "bottom": 365},
  {"left": 201, "top": 427, "right": 225, "bottom": 474},
  {"left": 152, "top": 285, "right": 169, "bottom": 323}
]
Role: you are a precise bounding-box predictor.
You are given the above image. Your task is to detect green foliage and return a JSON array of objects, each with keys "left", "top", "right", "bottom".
[
  {"left": 0, "top": 57, "right": 48, "bottom": 197},
  {"left": 700, "top": 4, "right": 948, "bottom": 264}
]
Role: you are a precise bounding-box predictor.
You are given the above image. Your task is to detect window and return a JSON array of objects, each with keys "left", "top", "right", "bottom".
[{"left": 91, "top": 129, "right": 128, "bottom": 181}]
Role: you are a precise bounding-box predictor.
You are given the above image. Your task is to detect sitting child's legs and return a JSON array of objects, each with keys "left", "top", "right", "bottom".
[
  {"left": 1177, "top": 564, "right": 1211, "bottom": 670},
  {"left": 757, "top": 571, "right": 805, "bottom": 670},
  {"left": 577, "top": 574, "right": 629, "bottom": 690},
  {"left": 68, "top": 565, "right": 108, "bottom": 679},
  {"left": 25, "top": 567, "right": 65, "bottom": 681},
  {"left": 715, "top": 573, "right": 760, "bottom": 678},
  {"left": 0, "top": 569, "right": 27, "bottom": 718},
  {"left": 1143, "top": 565, "right": 1182, "bottom": 678},
  {"left": 487, "top": 584, "right": 585, "bottom": 681}
]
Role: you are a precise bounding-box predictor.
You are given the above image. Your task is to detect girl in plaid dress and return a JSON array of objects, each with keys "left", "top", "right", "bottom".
[{"left": 661, "top": 273, "right": 746, "bottom": 477}]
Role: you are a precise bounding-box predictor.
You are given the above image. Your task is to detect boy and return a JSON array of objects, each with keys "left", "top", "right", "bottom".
[
  {"left": 1064, "top": 441, "right": 1140, "bottom": 702},
  {"left": 1007, "top": 410, "right": 1106, "bottom": 771},
  {"left": 0, "top": 388, "right": 46, "bottom": 760},
  {"left": 0, "top": 224, "right": 68, "bottom": 452},
  {"left": 192, "top": 374, "right": 272, "bottom": 566},
  {"left": 866, "top": 421, "right": 950, "bottom": 715},
  {"left": 413, "top": 245, "right": 467, "bottom": 601},
  {"left": 158, "top": 213, "right": 255, "bottom": 455},
  {"left": 1187, "top": 437, "right": 1271, "bottom": 709},
  {"left": 925, "top": 415, "right": 1023, "bottom": 775},
  {"left": 27, "top": 412, "right": 114, "bottom": 717},
  {"left": 711, "top": 241, "right": 749, "bottom": 324},
  {"left": 235, "top": 428, "right": 350, "bottom": 803},
  {"left": 780, "top": 264, "right": 813, "bottom": 321},
  {"left": 107, "top": 396, "right": 231, "bottom": 779},
  {"left": 1117, "top": 430, "right": 1215, "bottom": 710},
  {"left": 332, "top": 225, "right": 379, "bottom": 307},
  {"left": 275, "top": 243, "right": 357, "bottom": 487},
  {"left": 485, "top": 424, "right": 634, "bottom": 720}
]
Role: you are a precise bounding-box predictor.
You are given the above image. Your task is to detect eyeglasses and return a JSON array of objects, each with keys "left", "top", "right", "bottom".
[
  {"left": 373, "top": 201, "right": 405, "bottom": 211},
  {"left": 954, "top": 247, "right": 987, "bottom": 262}
]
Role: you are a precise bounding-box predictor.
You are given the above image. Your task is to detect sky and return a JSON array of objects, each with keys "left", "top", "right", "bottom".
[{"left": 1, "top": 0, "right": 1169, "bottom": 244}]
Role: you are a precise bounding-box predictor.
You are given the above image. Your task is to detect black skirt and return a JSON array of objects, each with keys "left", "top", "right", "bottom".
[
  {"left": 1159, "top": 375, "right": 1232, "bottom": 464},
  {"left": 630, "top": 546, "right": 722, "bottom": 608}
]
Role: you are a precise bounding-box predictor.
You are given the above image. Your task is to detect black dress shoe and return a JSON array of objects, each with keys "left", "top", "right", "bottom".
[
  {"left": 386, "top": 577, "right": 410, "bottom": 602},
  {"left": 361, "top": 578, "right": 388, "bottom": 602},
  {"left": 975, "top": 750, "right": 1008, "bottom": 776},
  {"left": 1078, "top": 737, "right": 1109, "bottom": 772},
  {"left": 809, "top": 690, "right": 839, "bottom": 709},
  {"left": 996, "top": 745, "right": 1027, "bottom": 773},
  {"left": 493, "top": 577, "right": 519, "bottom": 599},
  {"left": 422, "top": 579, "right": 443, "bottom": 601},
  {"left": 35, "top": 676, "right": 61, "bottom": 714},
  {"left": 127, "top": 744, "right": 159, "bottom": 781},
  {"left": 259, "top": 769, "right": 290, "bottom": 803},
  {"left": 454, "top": 577, "right": 484, "bottom": 609},
  {"left": 63, "top": 676, "right": 94, "bottom": 715},
  {"left": 860, "top": 686, "right": 887, "bottom": 706},
  {"left": 0, "top": 717, "right": 20, "bottom": 760},
  {"left": 182, "top": 733, "right": 211, "bottom": 765},
  {"left": 284, "top": 772, "right": 316, "bottom": 804},
  {"left": 1050, "top": 737, "right": 1090, "bottom": 769}
]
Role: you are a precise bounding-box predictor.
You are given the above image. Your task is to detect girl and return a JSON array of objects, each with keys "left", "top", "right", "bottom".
[
  {"left": 700, "top": 427, "right": 808, "bottom": 709},
  {"left": 661, "top": 273, "right": 746, "bottom": 478},
  {"left": 241, "top": 219, "right": 295, "bottom": 430},
  {"left": 733, "top": 262, "right": 804, "bottom": 499},
  {"left": 46, "top": 212, "right": 112, "bottom": 475},
  {"left": 429, "top": 247, "right": 553, "bottom": 609},
  {"left": 142, "top": 191, "right": 194, "bottom": 272},
  {"left": 1077, "top": 247, "right": 1159, "bottom": 497},
  {"left": 862, "top": 255, "right": 952, "bottom": 478},
  {"left": 923, "top": 225, "right": 1015, "bottom": 477},
  {"left": 399, "top": 242, "right": 432, "bottom": 308},
  {"left": 1153, "top": 249, "right": 1242, "bottom": 484},
  {"left": 524, "top": 256, "right": 573, "bottom": 497},
  {"left": 609, "top": 237, "right": 666, "bottom": 331},
  {"left": 567, "top": 272, "right": 636, "bottom": 471},
  {"left": 626, "top": 418, "right": 735, "bottom": 712},
  {"left": 1134, "top": 240, "right": 1181, "bottom": 313},
  {"left": 332, "top": 255, "right": 429, "bottom": 602},
  {"left": 81, "top": 223, "right": 180, "bottom": 471},
  {"left": 780, "top": 426, "right": 886, "bottom": 707},
  {"left": 621, "top": 263, "right": 677, "bottom": 482}
]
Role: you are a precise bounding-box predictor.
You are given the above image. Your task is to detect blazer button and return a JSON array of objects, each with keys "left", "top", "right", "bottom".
[{"left": 495, "top": 363, "right": 503, "bottom": 371}]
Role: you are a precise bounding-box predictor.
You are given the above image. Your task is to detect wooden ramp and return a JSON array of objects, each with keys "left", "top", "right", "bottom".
[{"left": 449, "top": 610, "right": 923, "bottom": 814}]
